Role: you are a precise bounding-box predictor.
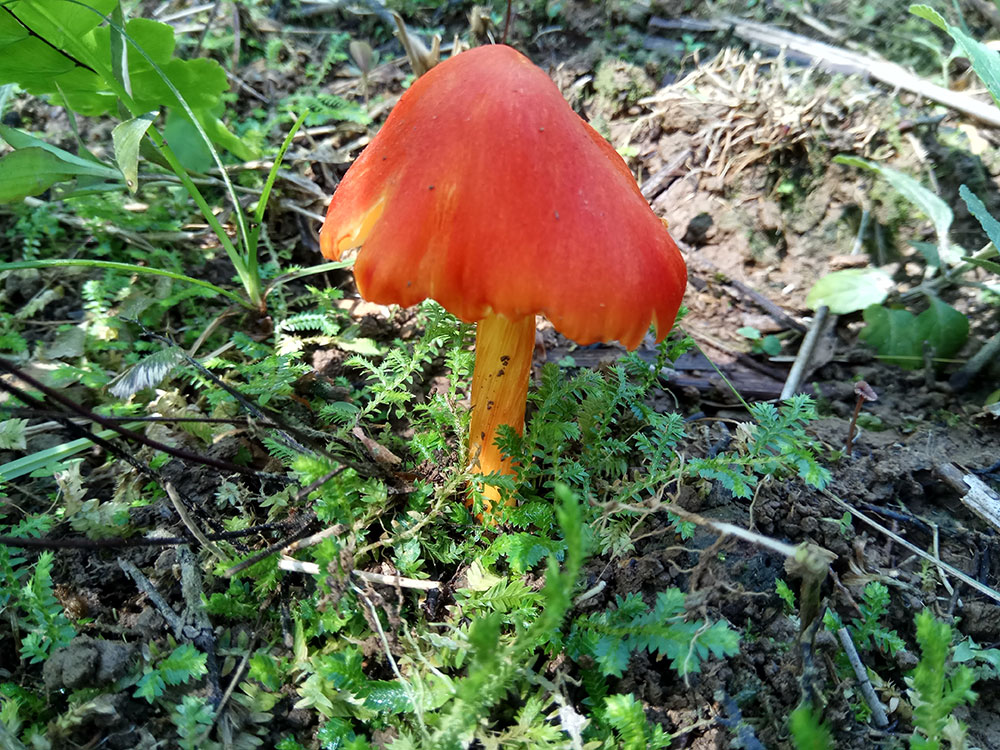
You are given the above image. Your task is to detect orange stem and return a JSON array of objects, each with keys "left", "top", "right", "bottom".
[{"left": 467, "top": 312, "right": 536, "bottom": 515}]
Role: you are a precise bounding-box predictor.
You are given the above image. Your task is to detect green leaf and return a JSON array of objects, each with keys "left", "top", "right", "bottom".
[
  {"left": 0, "top": 125, "right": 114, "bottom": 176},
  {"left": 593, "top": 637, "right": 632, "bottom": 677},
  {"left": 0, "top": 148, "right": 74, "bottom": 202},
  {"left": 953, "top": 638, "right": 1000, "bottom": 670},
  {"left": 162, "top": 109, "right": 212, "bottom": 172},
  {"left": 760, "top": 335, "right": 782, "bottom": 356},
  {"left": 0, "top": 4, "right": 254, "bottom": 160},
  {"left": 915, "top": 297, "right": 969, "bottom": 361},
  {"left": 963, "top": 256, "right": 1000, "bottom": 275},
  {"left": 834, "top": 154, "right": 953, "bottom": 250},
  {"left": 789, "top": 703, "right": 833, "bottom": 750},
  {"left": 910, "top": 240, "right": 943, "bottom": 269},
  {"left": 363, "top": 681, "right": 412, "bottom": 715},
  {"left": 861, "top": 299, "right": 968, "bottom": 368},
  {"left": 960, "top": 185, "right": 1000, "bottom": 249},
  {"left": 806, "top": 268, "right": 893, "bottom": 313},
  {"left": 134, "top": 671, "right": 166, "bottom": 702},
  {"left": 337, "top": 337, "right": 381, "bottom": 356},
  {"left": 159, "top": 643, "right": 207, "bottom": 685},
  {"left": 109, "top": 2, "right": 127, "bottom": 93},
  {"left": 255, "top": 110, "right": 307, "bottom": 226},
  {"left": 0, "top": 0, "right": 117, "bottom": 104},
  {"left": 0, "top": 427, "right": 143, "bottom": 481},
  {"left": 912, "top": 5, "right": 1000, "bottom": 106},
  {"left": 860, "top": 305, "right": 923, "bottom": 368},
  {"left": 0, "top": 132, "right": 123, "bottom": 201},
  {"left": 112, "top": 112, "right": 156, "bottom": 192},
  {"left": 486, "top": 532, "right": 561, "bottom": 574}
]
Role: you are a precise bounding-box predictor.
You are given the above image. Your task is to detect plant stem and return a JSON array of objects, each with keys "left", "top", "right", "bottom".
[
  {"left": 467, "top": 313, "right": 535, "bottom": 514},
  {"left": 845, "top": 395, "right": 864, "bottom": 456}
]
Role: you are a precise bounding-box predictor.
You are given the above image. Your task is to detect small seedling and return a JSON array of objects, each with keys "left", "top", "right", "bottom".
[
  {"left": 908, "top": 609, "right": 978, "bottom": 749},
  {"left": 845, "top": 381, "right": 878, "bottom": 456}
]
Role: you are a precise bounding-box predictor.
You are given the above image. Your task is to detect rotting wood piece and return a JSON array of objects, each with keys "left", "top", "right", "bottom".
[{"left": 937, "top": 463, "right": 1000, "bottom": 534}]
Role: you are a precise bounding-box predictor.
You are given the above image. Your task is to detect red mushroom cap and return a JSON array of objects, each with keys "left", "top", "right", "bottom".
[{"left": 320, "top": 44, "right": 686, "bottom": 349}]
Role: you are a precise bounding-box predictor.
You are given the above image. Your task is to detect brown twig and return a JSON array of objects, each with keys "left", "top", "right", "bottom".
[
  {"left": 640, "top": 148, "right": 692, "bottom": 201},
  {"left": 729, "top": 278, "right": 807, "bottom": 334},
  {"left": 837, "top": 627, "right": 890, "bottom": 727},
  {"left": 165, "top": 482, "right": 228, "bottom": 562},
  {"left": 686, "top": 254, "right": 806, "bottom": 334},
  {"left": 0, "top": 409, "right": 259, "bottom": 426},
  {"left": 194, "top": 0, "right": 224, "bottom": 56}
]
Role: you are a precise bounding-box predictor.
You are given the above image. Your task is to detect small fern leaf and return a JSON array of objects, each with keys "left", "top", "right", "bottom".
[{"left": 109, "top": 346, "right": 184, "bottom": 399}]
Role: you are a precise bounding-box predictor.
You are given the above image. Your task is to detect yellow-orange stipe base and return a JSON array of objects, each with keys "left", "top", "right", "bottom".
[{"left": 467, "top": 313, "right": 536, "bottom": 515}]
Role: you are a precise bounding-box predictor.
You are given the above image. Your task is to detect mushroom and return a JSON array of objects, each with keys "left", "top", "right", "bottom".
[{"left": 320, "top": 44, "right": 687, "bottom": 514}]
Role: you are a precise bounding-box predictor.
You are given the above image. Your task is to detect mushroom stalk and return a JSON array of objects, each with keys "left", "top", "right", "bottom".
[{"left": 467, "top": 312, "right": 536, "bottom": 512}]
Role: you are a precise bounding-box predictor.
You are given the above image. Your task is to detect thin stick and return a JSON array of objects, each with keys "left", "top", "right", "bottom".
[
  {"left": 194, "top": 0, "right": 223, "bottom": 55},
  {"left": 781, "top": 306, "right": 830, "bottom": 399},
  {"left": 119, "top": 558, "right": 186, "bottom": 637},
  {"left": 222, "top": 518, "right": 319, "bottom": 579},
  {"left": 931, "top": 523, "right": 954, "bottom": 596},
  {"left": 278, "top": 557, "right": 441, "bottom": 591},
  {"left": 685, "top": 254, "right": 806, "bottom": 333},
  {"left": 825, "top": 489, "right": 1000, "bottom": 604},
  {"left": 664, "top": 503, "right": 800, "bottom": 558},
  {"left": 351, "top": 582, "right": 424, "bottom": 727},
  {"left": 286, "top": 523, "right": 348, "bottom": 551},
  {"left": 354, "top": 569, "right": 442, "bottom": 591},
  {"left": 574, "top": 580, "right": 606, "bottom": 605},
  {"left": 729, "top": 278, "right": 807, "bottom": 334},
  {"left": 222, "top": 471, "right": 346, "bottom": 578},
  {"left": 196, "top": 643, "right": 253, "bottom": 745},
  {"left": 850, "top": 210, "right": 870, "bottom": 256},
  {"left": 165, "top": 483, "right": 228, "bottom": 563},
  {"left": 640, "top": 148, "right": 692, "bottom": 201},
  {"left": 837, "top": 627, "right": 890, "bottom": 727}
]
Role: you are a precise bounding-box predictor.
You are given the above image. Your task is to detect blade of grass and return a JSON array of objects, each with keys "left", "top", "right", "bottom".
[
  {"left": 248, "top": 110, "right": 309, "bottom": 276},
  {"left": 0, "top": 260, "right": 249, "bottom": 307},
  {"left": 0, "top": 425, "right": 143, "bottom": 481},
  {"left": 264, "top": 260, "right": 354, "bottom": 299}
]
